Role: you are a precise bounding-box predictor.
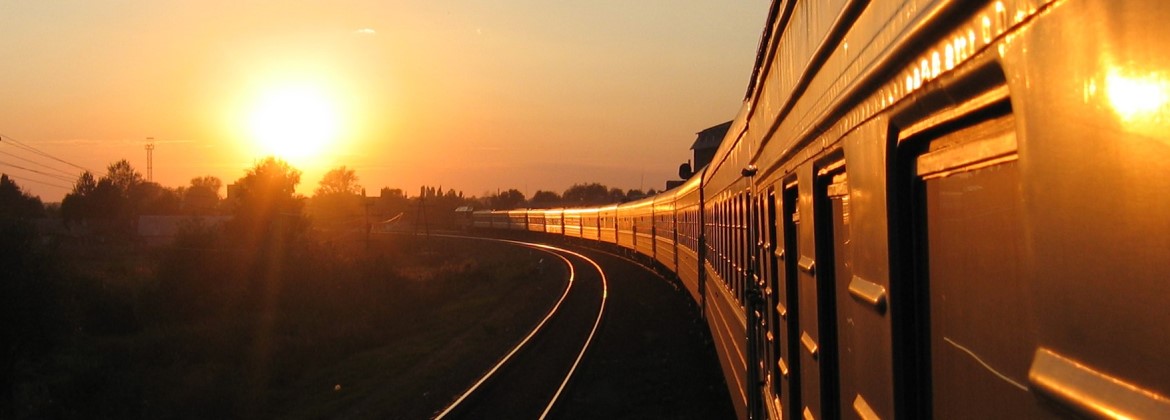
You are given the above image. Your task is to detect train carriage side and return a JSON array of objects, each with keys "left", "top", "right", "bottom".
[
  {"left": 493, "top": 210, "right": 510, "bottom": 229},
  {"left": 563, "top": 208, "right": 584, "bottom": 238},
  {"left": 722, "top": 0, "right": 1170, "bottom": 419},
  {"left": 624, "top": 196, "right": 657, "bottom": 259},
  {"left": 506, "top": 209, "right": 527, "bottom": 230},
  {"left": 615, "top": 202, "right": 636, "bottom": 251},
  {"left": 472, "top": 210, "right": 493, "bottom": 229},
  {"left": 653, "top": 187, "right": 679, "bottom": 272},
  {"left": 701, "top": 107, "right": 756, "bottom": 420},
  {"left": 673, "top": 174, "right": 705, "bottom": 303},
  {"left": 526, "top": 209, "right": 545, "bottom": 233},
  {"left": 486, "top": 210, "right": 504, "bottom": 229},
  {"left": 578, "top": 207, "right": 600, "bottom": 241},
  {"left": 598, "top": 204, "right": 618, "bottom": 244},
  {"left": 543, "top": 209, "right": 564, "bottom": 235}
]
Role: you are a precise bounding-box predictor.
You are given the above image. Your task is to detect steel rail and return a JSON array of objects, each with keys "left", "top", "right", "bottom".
[{"left": 431, "top": 235, "right": 608, "bottom": 419}]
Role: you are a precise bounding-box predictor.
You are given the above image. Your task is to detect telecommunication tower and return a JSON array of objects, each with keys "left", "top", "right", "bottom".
[{"left": 145, "top": 137, "right": 155, "bottom": 182}]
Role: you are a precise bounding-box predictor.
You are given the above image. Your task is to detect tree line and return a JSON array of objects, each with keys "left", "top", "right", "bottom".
[
  {"left": 0, "top": 158, "right": 660, "bottom": 236},
  {"left": 480, "top": 183, "right": 660, "bottom": 211}
]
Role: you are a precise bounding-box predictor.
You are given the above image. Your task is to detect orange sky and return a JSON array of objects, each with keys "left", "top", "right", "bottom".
[{"left": 0, "top": 1, "right": 769, "bottom": 202}]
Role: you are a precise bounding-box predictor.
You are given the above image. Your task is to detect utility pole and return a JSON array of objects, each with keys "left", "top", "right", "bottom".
[
  {"left": 145, "top": 138, "right": 155, "bottom": 182},
  {"left": 363, "top": 188, "right": 371, "bottom": 250}
]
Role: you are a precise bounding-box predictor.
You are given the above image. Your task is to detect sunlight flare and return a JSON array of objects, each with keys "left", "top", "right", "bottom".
[{"left": 247, "top": 84, "right": 343, "bottom": 164}]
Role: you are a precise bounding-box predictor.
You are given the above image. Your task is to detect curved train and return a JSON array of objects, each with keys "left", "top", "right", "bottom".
[{"left": 474, "top": 0, "right": 1170, "bottom": 418}]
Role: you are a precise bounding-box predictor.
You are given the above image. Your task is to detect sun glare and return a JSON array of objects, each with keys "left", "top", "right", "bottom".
[{"left": 248, "top": 85, "right": 342, "bottom": 163}]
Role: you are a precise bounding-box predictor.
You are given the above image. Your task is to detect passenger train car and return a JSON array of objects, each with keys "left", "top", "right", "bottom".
[{"left": 474, "top": 0, "right": 1170, "bottom": 418}]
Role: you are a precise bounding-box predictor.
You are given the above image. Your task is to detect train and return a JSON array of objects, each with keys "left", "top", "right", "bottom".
[{"left": 473, "top": 0, "right": 1170, "bottom": 418}]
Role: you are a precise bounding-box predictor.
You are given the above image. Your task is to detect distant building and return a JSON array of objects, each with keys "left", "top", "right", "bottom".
[
  {"left": 665, "top": 120, "right": 732, "bottom": 191},
  {"left": 691, "top": 121, "right": 732, "bottom": 173}
]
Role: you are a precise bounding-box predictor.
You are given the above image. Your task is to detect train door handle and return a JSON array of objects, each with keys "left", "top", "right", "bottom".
[
  {"left": 798, "top": 257, "right": 816, "bottom": 276},
  {"left": 801, "top": 332, "right": 819, "bottom": 360}
]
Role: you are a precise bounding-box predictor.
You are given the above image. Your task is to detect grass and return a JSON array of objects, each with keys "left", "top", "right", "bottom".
[{"left": 5, "top": 229, "right": 564, "bottom": 419}]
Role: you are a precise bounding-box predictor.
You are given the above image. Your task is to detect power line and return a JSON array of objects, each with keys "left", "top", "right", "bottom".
[
  {"left": 0, "top": 149, "right": 78, "bottom": 178},
  {"left": 0, "top": 133, "right": 92, "bottom": 173},
  {"left": 1, "top": 172, "right": 71, "bottom": 191},
  {"left": 0, "top": 160, "right": 76, "bottom": 183}
]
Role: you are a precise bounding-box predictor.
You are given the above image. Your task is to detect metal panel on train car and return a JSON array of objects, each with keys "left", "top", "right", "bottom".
[
  {"left": 705, "top": 260, "right": 750, "bottom": 420},
  {"left": 490, "top": 211, "right": 508, "bottom": 229},
  {"left": 527, "top": 210, "right": 545, "bottom": 233},
  {"left": 837, "top": 120, "right": 895, "bottom": 420},
  {"left": 598, "top": 205, "right": 617, "bottom": 244},
  {"left": 579, "top": 208, "right": 599, "bottom": 241},
  {"left": 562, "top": 208, "right": 583, "bottom": 238},
  {"left": 770, "top": 183, "right": 802, "bottom": 420},
  {"left": 1017, "top": 4, "right": 1170, "bottom": 416},
  {"left": 625, "top": 197, "right": 656, "bottom": 259},
  {"left": 675, "top": 176, "right": 704, "bottom": 301},
  {"left": 507, "top": 210, "right": 527, "bottom": 230},
  {"left": 654, "top": 192, "right": 677, "bottom": 270},
  {"left": 472, "top": 210, "right": 492, "bottom": 229},
  {"left": 892, "top": 102, "right": 1048, "bottom": 417},
  {"left": 544, "top": 209, "right": 563, "bottom": 235},
  {"left": 822, "top": 165, "right": 894, "bottom": 420},
  {"left": 793, "top": 164, "right": 834, "bottom": 420},
  {"left": 704, "top": 186, "right": 752, "bottom": 420},
  {"left": 615, "top": 204, "right": 635, "bottom": 250}
]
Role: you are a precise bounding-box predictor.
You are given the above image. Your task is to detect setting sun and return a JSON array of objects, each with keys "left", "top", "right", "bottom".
[{"left": 247, "top": 85, "right": 342, "bottom": 162}]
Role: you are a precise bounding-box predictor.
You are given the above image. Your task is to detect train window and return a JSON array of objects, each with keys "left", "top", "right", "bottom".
[
  {"left": 895, "top": 103, "right": 1040, "bottom": 417},
  {"left": 737, "top": 193, "right": 745, "bottom": 303},
  {"left": 735, "top": 194, "right": 742, "bottom": 298},
  {"left": 763, "top": 188, "right": 780, "bottom": 399},
  {"left": 720, "top": 199, "right": 728, "bottom": 284}
]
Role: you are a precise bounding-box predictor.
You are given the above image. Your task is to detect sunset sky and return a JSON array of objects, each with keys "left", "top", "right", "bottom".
[{"left": 0, "top": 1, "right": 769, "bottom": 202}]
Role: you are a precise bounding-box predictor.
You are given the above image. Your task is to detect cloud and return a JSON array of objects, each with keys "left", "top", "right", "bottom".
[{"left": 353, "top": 28, "right": 376, "bottom": 36}]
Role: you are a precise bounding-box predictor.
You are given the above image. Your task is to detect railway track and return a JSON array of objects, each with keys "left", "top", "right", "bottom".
[{"left": 433, "top": 238, "right": 608, "bottom": 419}]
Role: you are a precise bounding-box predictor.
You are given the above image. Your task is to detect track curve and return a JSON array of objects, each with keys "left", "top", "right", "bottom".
[{"left": 433, "top": 237, "right": 608, "bottom": 419}]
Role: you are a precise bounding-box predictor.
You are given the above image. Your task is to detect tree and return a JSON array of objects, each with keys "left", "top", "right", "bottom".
[
  {"left": 61, "top": 172, "right": 97, "bottom": 225},
  {"left": 191, "top": 176, "right": 222, "bottom": 196},
  {"left": 74, "top": 171, "right": 97, "bottom": 196},
  {"left": 104, "top": 159, "right": 143, "bottom": 196},
  {"left": 608, "top": 187, "right": 626, "bottom": 203},
  {"left": 563, "top": 183, "right": 610, "bottom": 206},
  {"left": 315, "top": 166, "right": 361, "bottom": 196},
  {"left": 230, "top": 157, "right": 305, "bottom": 241},
  {"left": 530, "top": 190, "right": 561, "bottom": 207},
  {"left": 88, "top": 179, "right": 127, "bottom": 220},
  {"left": 0, "top": 175, "right": 44, "bottom": 219},
  {"left": 129, "top": 182, "right": 181, "bottom": 215},
  {"left": 490, "top": 189, "right": 526, "bottom": 210},
  {"left": 184, "top": 176, "right": 222, "bottom": 215},
  {"left": 308, "top": 167, "right": 364, "bottom": 231}
]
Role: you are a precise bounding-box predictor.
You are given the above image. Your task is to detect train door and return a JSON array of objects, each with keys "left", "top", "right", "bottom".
[
  {"left": 821, "top": 159, "right": 896, "bottom": 420},
  {"left": 778, "top": 179, "right": 801, "bottom": 419},
  {"left": 893, "top": 101, "right": 1041, "bottom": 417},
  {"left": 749, "top": 182, "right": 781, "bottom": 419},
  {"left": 787, "top": 161, "right": 844, "bottom": 420}
]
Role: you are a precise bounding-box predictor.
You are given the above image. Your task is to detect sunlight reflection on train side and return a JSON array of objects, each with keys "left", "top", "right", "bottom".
[{"left": 1105, "top": 69, "right": 1170, "bottom": 133}]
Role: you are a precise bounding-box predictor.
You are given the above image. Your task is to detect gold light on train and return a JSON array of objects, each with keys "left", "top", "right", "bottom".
[{"left": 1106, "top": 69, "right": 1170, "bottom": 125}]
